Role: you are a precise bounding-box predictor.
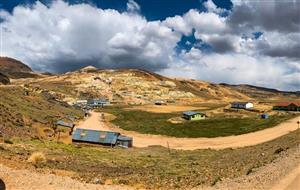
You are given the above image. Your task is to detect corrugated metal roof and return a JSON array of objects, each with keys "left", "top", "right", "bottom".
[
  {"left": 72, "top": 128, "right": 120, "bottom": 145},
  {"left": 275, "top": 102, "right": 300, "bottom": 107},
  {"left": 182, "top": 111, "right": 204, "bottom": 116},
  {"left": 117, "top": 135, "right": 133, "bottom": 141},
  {"left": 231, "top": 102, "right": 251, "bottom": 105},
  {"left": 56, "top": 120, "right": 74, "bottom": 128}
]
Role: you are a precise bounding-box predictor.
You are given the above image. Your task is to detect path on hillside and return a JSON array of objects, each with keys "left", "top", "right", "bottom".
[{"left": 76, "top": 111, "right": 300, "bottom": 150}]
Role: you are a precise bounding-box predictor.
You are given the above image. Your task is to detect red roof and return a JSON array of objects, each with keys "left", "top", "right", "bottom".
[{"left": 275, "top": 102, "right": 300, "bottom": 107}]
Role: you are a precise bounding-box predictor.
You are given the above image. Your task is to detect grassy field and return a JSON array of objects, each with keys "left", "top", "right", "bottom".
[
  {"left": 1, "top": 129, "right": 299, "bottom": 189},
  {"left": 101, "top": 107, "right": 295, "bottom": 138}
]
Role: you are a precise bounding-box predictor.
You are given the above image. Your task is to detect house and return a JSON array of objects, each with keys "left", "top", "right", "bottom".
[
  {"left": 273, "top": 102, "right": 300, "bottom": 111},
  {"left": 72, "top": 128, "right": 133, "bottom": 148},
  {"left": 116, "top": 135, "right": 133, "bottom": 148},
  {"left": 87, "top": 98, "right": 110, "bottom": 107},
  {"left": 231, "top": 102, "right": 253, "bottom": 109},
  {"left": 182, "top": 111, "right": 206, "bottom": 121},
  {"left": 56, "top": 120, "right": 74, "bottom": 128},
  {"left": 72, "top": 128, "right": 120, "bottom": 145},
  {"left": 155, "top": 100, "right": 167, "bottom": 105}
]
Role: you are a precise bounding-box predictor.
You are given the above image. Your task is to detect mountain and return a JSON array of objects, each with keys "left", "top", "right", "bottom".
[
  {"left": 0, "top": 57, "right": 38, "bottom": 79},
  {"left": 25, "top": 67, "right": 252, "bottom": 105},
  {"left": 219, "top": 83, "right": 300, "bottom": 100}
]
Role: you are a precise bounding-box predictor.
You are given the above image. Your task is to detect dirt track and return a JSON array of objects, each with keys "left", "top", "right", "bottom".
[{"left": 77, "top": 111, "right": 300, "bottom": 150}]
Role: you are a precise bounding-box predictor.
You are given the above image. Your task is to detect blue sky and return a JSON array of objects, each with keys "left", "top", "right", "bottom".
[
  {"left": 1, "top": 0, "right": 233, "bottom": 20},
  {"left": 0, "top": 0, "right": 299, "bottom": 90}
]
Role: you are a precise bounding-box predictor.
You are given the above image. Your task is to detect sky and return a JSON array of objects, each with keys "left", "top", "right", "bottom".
[{"left": 0, "top": 0, "right": 299, "bottom": 91}]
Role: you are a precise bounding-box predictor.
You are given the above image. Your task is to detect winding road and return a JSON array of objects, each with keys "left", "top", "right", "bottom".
[{"left": 76, "top": 111, "right": 300, "bottom": 150}]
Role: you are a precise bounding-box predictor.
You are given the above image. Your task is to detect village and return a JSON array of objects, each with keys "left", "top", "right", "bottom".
[{"left": 52, "top": 95, "right": 300, "bottom": 149}]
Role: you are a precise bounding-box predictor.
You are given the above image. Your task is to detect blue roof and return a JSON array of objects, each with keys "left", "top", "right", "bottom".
[
  {"left": 182, "top": 111, "right": 204, "bottom": 116},
  {"left": 72, "top": 128, "right": 120, "bottom": 145}
]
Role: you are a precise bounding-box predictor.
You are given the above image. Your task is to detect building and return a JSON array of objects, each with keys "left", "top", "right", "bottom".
[
  {"left": 116, "top": 135, "right": 133, "bottom": 148},
  {"left": 273, "top": 102, "right": 300, "bottom": 111},
  {"left": 231, "top": 102, "right": 253, "bottom": 109},
  {"left": 56, "top": 120, "right": 74, "bottom": 128},
  {"left": 87, "top": 98, "right": 110, "bottom": 108},
  {"left": 182, "top": 111, "right": 206, "bottom": 121},
  {"left": 155, "top": 100, "right": 167, "bottom": 105},
  {"left": 72, "top": 128, "right": 120, "bottom": 145},
  {"left": 72, "top": 128, "right": 133, "bottom": 148}
]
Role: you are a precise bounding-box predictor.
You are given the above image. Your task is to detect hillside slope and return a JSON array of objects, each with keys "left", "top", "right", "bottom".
[
  {"left": 220, "top": 83, "right": 300, "bottom": 100},
  {"left": 24, "top": 68, "right": 252, "bottom": 105},
  {"left": 0, "top": 72, "right": 10, "bottom": 84},
  {"left": 0, "top": 57, "right": 39, "bottom": 79},
  {"left": 13, "top": 66, "right": 299, "bottom": 105}
]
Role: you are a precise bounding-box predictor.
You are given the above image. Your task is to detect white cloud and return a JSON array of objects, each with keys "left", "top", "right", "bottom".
[
  {"left": 203, "top": 0, "right": 228, "bottom": 15},
  {"left": 0, "top": 0, "right": 299, "bottom": 91},
  {"left": 161, "top": 49, "right": 298, "bottom": 91},
  {"left": 0, "top": 0, "right": 178, "bottom": 72},
  {"left": 126, "top": 0, "right": 140, "bottom": 13}
]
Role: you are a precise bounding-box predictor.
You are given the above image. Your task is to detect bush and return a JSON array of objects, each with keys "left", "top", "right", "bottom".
[
  {"left": 28, "top": 152, "right": 46, "bottom": 165},
  {"left": 4, "top": 138, "right": 13, "bottom": 144}
]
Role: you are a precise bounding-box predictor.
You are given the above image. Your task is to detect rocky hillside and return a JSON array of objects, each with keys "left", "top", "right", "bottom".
[
  {"left": 0, "top": 72, "right": 10, "bottom": 84},
  {"left": 0, "top": 57, "right": 39, "bottom": 79},
  {"left": 23, "top": 67, "right": 251, "bottom": 105}
]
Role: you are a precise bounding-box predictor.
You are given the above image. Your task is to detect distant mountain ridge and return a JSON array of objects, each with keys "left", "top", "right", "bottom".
[{"left": 0, "top": 57, "right": 38, "bottom": 79}]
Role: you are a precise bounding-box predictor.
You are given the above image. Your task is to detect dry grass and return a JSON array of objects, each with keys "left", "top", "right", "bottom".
[
  {"left": 125, "top": 104, "right": 208, "bottom": 113},
  {"left": 28, "top": 152, "right": 46, "bottom": 165}
]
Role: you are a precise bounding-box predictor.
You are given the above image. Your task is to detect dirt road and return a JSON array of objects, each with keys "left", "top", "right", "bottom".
[
  {"left": 270, "top": 163, "right": 300, "bottom": 190},
  {"left": 78, "top": 112, "right": 300, "bottom": 150}
]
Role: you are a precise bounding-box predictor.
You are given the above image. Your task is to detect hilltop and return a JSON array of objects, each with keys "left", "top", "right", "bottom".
[
  {"left": 0, "top": 57, "right": 39, "bottom": 79},
  {"left": 23, "top": 67, "right": 250, "bottom": 105},
  {"left": 17, "top": 66, "right": 298, "bottom": 106}
]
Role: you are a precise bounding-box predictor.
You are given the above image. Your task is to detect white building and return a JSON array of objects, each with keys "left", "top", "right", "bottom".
[{"left": 231, "top": 102, "right": 253, "bottom": 109}]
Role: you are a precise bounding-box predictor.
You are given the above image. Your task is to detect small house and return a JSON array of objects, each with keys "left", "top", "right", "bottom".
[
  {"left": 273, "top": 102, "right": 300, "bottom": 111},
  {"left": 88, "top": 98, "right": 110, "bottom": 108},
  {"left": 182, "top": 111, "right": 206, "bottom": 121},
  {"left": 155, "top": 100, "right": 166, "bottom": 105},
  {"left": 56, "top": 120, "right": 74, "bottom": 128},
  {"left": 72, "top": 128, "right": 120, "bottom": 146},
  {"left": 231, "top": 102, "right": 253, "bottom": 109},
  {"left": 261, "top": 114, "right": 269, "bottom": 119},
  {"left": 116, "top": 135, "right": 133, "bottom": 148}
]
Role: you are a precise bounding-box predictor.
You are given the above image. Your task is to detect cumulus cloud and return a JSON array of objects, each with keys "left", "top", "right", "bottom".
[
  {"left": 0, "top": 0, "right": 299, "bottom": 91},
  {"left": 0, "top": 0, "right": 179, "bottom": 72},
  {"left": 161, "top": 48, "right": 299, "bottom": 90}
]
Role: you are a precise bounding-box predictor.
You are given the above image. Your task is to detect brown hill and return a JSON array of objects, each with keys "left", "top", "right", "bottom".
[
  {"left": 25, "top": 68, "right": 251, "bottom": 105},
  {"left": 0, "top": 57, "right": 38, "bottom": 79},
  {"left": 220, "top": 83, "right": 300, "bottom": 100}
]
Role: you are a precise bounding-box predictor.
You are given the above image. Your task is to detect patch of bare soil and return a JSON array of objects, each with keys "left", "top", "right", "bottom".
[
  {"left": 196, "top": 145, "right": 300, "bottom": 190},
  {"left": 0, "top": 164, "right": 133, "bottom": 190},
  {"left": 125, "top": 104, "right": 207, "bottom": 113}
]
